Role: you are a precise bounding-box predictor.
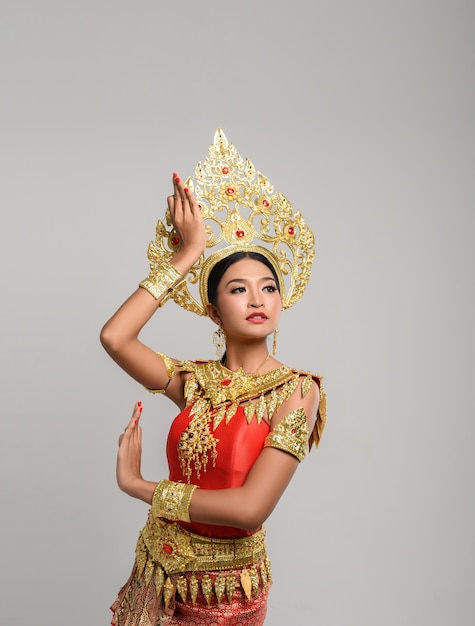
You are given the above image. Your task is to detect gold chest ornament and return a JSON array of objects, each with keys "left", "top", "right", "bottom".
[{"left": 177, "top": 360, "right": 317, "bottom": 483}]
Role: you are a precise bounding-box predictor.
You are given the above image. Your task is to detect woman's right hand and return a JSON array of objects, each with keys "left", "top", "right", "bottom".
[{"left": 168, "top": 173, "right": 206, "bottom": 269}]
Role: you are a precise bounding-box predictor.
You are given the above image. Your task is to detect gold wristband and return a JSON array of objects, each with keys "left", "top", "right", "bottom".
[
  {"left": 152, "top": 480, "right": 198, "bottom": 523},
  {"left": 139, "top": 260, "right": 184, "bottom": 301}
]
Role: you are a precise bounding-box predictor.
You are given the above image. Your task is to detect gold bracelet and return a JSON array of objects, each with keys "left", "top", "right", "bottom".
[
  {"left": 139, "top": 260, "right": 184, "bottom": 301},
  {"left": 152, "top": 480, "right": 198, "bottom": 523}
]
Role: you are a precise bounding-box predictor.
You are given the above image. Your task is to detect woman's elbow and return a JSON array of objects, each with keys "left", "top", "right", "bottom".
[
  {"left": 100, "top": 323, "right": 122, "bottom": 355},
  {"left": 235, "top": 502, "right": 273, "bottom": 533}
]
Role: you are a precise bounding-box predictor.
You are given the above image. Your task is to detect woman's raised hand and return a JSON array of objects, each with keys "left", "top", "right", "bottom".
[
  {"left": 116, "top": 402, "right": 144, "bottom": 496},
  {"left": 168, "top": 173, "right": 206, "bottom": 268},
  {"left": 116, "top": 403, "right": 160, "bottom": 504}
]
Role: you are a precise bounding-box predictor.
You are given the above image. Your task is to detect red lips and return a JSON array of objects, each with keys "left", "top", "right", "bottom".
[{"left": 246, "top": 313, "right": 268, "bottom": 321}]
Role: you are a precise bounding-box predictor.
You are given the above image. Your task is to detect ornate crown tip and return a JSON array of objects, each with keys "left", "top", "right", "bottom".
[{"left": 214, "top": 128, "right": 229, "bottom": 149}]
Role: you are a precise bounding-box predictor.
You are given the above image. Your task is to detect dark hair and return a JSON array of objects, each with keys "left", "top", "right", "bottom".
[{"left": 207, "top": 251, "right": 281, "bottom": 307}]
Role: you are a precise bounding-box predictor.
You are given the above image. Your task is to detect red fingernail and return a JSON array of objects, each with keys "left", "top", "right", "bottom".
[
  {"left": 184, "top": 187, "right": 189, "bottom": 193},
  {"left": 139, "top": 407, "right": 143, "bottom": 412},
  {"left": 134, "top": 419, "right": 138, "bottom": 425},
  {"left": 137, "top": 401, "right": 142, "bottom": 407},
  {"left": 176, "top": 176, "right": 181, "bottom": 183},
  {"left": 173, "top": 172, "right": 177, "bottom": 179}
]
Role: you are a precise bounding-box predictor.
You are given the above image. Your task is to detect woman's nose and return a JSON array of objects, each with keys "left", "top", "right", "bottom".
[{"left": 249, "top": 296, "right": 263, "bottom": 308}]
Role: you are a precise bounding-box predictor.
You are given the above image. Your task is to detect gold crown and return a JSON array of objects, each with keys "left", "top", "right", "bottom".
[{"left": 147, "top": 129, "right": 315, "bottom": 316}]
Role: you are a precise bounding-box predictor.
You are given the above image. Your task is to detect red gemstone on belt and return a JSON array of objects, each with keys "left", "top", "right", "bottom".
[
  {"left": 163, "top": 544, "right": 173, "bottom": 554},
  {"left": 220, "top": 379, "right": 232, "bottom": 386},
  {"left": 262, "top": 199, "right": 270, "bottom": 207}
]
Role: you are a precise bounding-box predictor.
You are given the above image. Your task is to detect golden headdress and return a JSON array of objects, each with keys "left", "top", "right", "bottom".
[{"left": 147, "top": 129, "right": 315, "bottom": 316}]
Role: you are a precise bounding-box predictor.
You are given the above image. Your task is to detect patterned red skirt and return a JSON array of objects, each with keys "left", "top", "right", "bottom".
[
  {"left": 110, "top": 562, "right": 270, "bottom": 625},
  {"left": 110, "top": 517, "right": 272, "bottom": 625}
]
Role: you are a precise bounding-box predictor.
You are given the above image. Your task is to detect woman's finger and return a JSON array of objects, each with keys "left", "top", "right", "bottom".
[
  {"left": 121, "top": 402, "right": 142, "bottom": 438},
  {"left": 173, "top": 174, "right": 186, "bottom": 206},
  {"left": 183, "top": 185, "right": 200, "bottom": 215}
]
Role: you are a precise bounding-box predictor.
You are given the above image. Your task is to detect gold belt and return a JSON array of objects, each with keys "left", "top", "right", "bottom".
[
  {"left": 137, "top": 511, "right": 267, "bottom": 576},
  {"left": 134, "top": 513, "right": 272, "bottom": 608}
]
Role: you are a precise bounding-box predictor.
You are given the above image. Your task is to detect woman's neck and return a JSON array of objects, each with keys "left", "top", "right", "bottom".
[{"left": 222, "top": 341, "right": 272, "bottom": 374}]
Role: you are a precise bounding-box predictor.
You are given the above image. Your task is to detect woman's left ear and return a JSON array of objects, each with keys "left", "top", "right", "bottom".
[{"left": 206, "top": 303, "right": 221, "bottom": 325}]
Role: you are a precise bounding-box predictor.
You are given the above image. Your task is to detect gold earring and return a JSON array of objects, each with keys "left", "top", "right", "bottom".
[
  {"left": 213, "top": 325, "right": 225, "bottom": 358},
  {"left": 272, "top": 328, "right": 279, "bottom": 355}
]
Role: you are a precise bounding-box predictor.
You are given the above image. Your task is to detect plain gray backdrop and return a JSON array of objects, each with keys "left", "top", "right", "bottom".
[{"left": 1, "top": 1, "right": 473, "bottom": 624}]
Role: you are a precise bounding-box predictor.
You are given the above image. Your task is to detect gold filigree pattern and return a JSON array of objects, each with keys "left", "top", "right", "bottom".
[
  {"left": 139, "top": 258, "right": 184, "bottom": 301},
  {"left": 138, "top": 514, "right": 196, "bottom": 576},
  {"left": 202, "top": 574, "right": 213, "bottom": 606},
  {"left": 176, "top": 575, "right": 188, "bottom": 602},
  {"left": 163, "top": 577, "right": 175, "bottom": 610},
  {"left": 143, "top": 129, "right": 315, "bottom": 316},
  {"left": 152, "top": 480, "right": 198, "bottom": 523},
  {"left": 215, "top": 573, "right": 226, "bottom": 603},
  {"left": 264, "top": 407, "right": 309, "bottom": 462}
]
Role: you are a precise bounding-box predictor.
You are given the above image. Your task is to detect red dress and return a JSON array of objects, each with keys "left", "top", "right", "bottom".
[{"left": 110, "top": 360, "right": 326, "bottom": 625}]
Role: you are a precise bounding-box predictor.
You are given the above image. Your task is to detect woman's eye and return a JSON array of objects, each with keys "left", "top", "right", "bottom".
[
  {"left": 230, "top": 286, "right": 246, "bottom": 294},
  {"left": 263, "top": 285, "right": 277, "bottom": 293}
]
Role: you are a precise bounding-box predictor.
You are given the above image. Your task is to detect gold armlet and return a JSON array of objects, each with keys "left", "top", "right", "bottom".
[
  {"left": 144, "top": 352, "right": 177, "bottom": 394},
  {"left": 264, "top": 407, "right": 309, "bottom": 462},
  {"left": 152, "top": 480, "right": 198, "bottom": 523},
  {"left": 139, "top": 259, "right": 184, "bottom": 302}
]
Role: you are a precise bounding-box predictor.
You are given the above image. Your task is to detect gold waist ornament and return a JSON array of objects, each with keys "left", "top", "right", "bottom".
[{"left": 135, "top": 513, "right": 271, "bottom": 607}]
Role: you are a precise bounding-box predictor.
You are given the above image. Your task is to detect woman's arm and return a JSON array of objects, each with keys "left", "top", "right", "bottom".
[
  {"left": 118, "top": 380, "right": 321, "bottom": 532},
  {"left": 189, "top": 379, "right": 321, "bottom": 531},
  {"left": 100, "top": 175, "right": 206, "bottom": 405}
]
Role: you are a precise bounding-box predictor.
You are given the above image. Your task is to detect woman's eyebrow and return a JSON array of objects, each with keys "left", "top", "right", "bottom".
[{"left": 225, "top": 276, "right": 277, "bottom": 287}]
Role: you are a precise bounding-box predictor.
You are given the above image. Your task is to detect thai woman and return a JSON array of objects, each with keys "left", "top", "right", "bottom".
[{"left": 100, "top": 129, "right": 326, "bottom": 625}]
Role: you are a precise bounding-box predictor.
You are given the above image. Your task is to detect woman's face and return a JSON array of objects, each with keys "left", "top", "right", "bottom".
[{"left": 208, "top": 258, "right": 282, "bottom": 342}]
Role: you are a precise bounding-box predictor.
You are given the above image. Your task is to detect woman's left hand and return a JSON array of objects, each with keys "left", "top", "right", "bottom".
[{"left": 116, "top": 402, "right": 144, "bottom": 496}]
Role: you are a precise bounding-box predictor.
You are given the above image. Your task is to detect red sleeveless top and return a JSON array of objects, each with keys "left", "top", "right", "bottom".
[{"left": 167, "top": 403, "right": 270, "bottom": 538}]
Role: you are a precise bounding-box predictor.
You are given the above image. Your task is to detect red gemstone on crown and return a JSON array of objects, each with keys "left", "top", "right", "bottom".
[
  {"left": 220, "top": 379, "right": 232, "bottom": 386},
  {"left": 288, "top": 227, "right": 295, "bottom": 235},
  {"left": 262, "top": 199, "right": 270, "bottom": 207},
  {"left": 236, "top": 230, "right": 245, "bottom": 238},
  {"left": 171, "top": 236, "right": 180, "bottom": 246},
  {"left": 222, "top": 167, "right": 229, "bottom": 174},
  {"left": 163, "top": 544, "right": 173, "bottom": 554},
  {"left": 226, "top": 187, "right": 235, "bottom": 195}
]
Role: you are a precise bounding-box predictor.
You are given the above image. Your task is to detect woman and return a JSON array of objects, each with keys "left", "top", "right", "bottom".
[{"left": 101, "top": 130, "right": 326, "bottom": 625}]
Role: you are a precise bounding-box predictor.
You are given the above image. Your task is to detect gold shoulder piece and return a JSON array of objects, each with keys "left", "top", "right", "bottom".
[
  {"left": 310, "top": 378, "right": 326, "bottom": 449},
  {"left": 143, "top": 352, "right": 176, "bottom": 394},
  {"left": 264, "top": 407, "right": 309, "bottom": 462},
  {"left": 157, "top": 352, "right": 175, "bottom": 379},
  {"left": 301, "top": 373, "right": 314, "bottom": 397}
]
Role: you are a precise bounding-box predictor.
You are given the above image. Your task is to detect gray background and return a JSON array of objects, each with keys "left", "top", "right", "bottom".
[{"left": 1, "top": 1, "right": 473, "bottom": 624}]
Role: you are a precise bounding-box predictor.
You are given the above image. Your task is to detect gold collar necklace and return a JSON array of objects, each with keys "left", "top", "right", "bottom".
[{"left": 224, "top": 352, "right": 270, "bottom": 375}]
